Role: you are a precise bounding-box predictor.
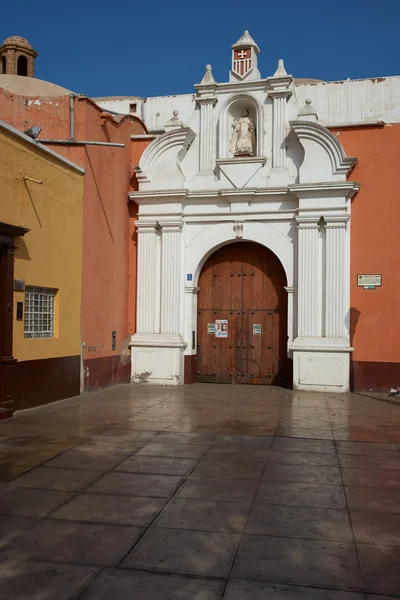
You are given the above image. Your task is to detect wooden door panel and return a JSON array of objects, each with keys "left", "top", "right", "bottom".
[{"left": 197, "top": 242, "right": 287, "bottom": 386}]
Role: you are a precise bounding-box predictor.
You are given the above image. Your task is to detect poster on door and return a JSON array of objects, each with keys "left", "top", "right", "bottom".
[{"left": 215, "top": 320, "right": 228, "bottom": 338}]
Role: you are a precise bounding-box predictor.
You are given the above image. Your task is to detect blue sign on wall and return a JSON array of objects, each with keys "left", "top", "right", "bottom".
[{"left": 186, "top": 274, "right": 193, "bottom": 281}]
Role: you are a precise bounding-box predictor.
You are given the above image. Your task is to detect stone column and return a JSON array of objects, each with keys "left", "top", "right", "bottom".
[
  {"left": 324, "top": 216, "right": 349, "bottom": 338},
  {"left": 136, "top": 222, "right": 161, "bottom": 334},
  {"left": 296, "top": 216, "right": 322, "bottom": 338},
  {"left": 197, "top": 97, "right": 217, "bottom": 173},
  {"left": 160, "top": 222, "right": 183, "bottom": 334}
]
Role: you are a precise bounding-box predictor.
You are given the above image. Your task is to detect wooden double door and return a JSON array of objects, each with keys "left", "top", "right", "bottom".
[{"left": 196, "top": 242, "right": 287, "bottom": 385}]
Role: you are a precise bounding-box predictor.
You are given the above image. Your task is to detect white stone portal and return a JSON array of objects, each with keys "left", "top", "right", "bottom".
[{"left": 129, "top": 32, "right": 359, "bottom": 392}]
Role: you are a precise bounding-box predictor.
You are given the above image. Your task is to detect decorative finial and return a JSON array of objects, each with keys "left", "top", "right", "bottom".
[
  {"left": 298, "top": 98, "right": 318, "bottom": 122},
  {"left": 200, "top": 63, "right": 216, "bottom": 85},
  {"left": 274, "top": 58, "right": 288, "bottom": 77},
  {"left": 164, "top": 110, "right": 184, "bottom": 131},
  {"left": 244, "top": 29, "right": 249, "bottom": 35}
]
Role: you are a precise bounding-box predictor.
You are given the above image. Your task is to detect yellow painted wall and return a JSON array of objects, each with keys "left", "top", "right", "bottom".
[{"left": 0, "top": 126, "right": 84, "bottom": 362}]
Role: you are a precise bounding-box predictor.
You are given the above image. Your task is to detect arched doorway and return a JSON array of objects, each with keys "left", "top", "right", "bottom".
[{"left": 196, "top": 241, "right": 287, "bottom": 385}]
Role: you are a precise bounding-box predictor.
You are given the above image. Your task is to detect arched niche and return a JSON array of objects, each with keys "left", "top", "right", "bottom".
[{"left": 218, "top": 93, "right": 263, "bottom": 159}]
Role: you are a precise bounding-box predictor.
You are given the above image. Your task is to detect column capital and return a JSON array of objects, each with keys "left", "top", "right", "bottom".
[
  {"left": 196, "top": 96, "right": 218, "bottom": 106},
  {"left": 284, "top": 286, "right": 295, "bottom": 294},
  {"left": 185, "top": 286, "right": 200, "bottom": 295},
  {"left": 324, "top": 215, "right": 349, "bottom": 228},
  {"left": 295, "top": 215, "right": 321, "bottom": 229},
  {"left": 160, "top": 221, "right": 183, "bottom": 233},
  {"left": 135, "top": 221, "right": 161, "bottom": 233}
]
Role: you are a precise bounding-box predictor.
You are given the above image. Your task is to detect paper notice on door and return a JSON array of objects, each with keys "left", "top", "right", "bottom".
[
  {"left": 207, "top": 323, "right": 215, "bottom": 334},
  {"left": 215, "top": 320, "right": 228, "bottom": 338},
  {"left": 253, "top": 324, "right": 262, "bottom": 335}
]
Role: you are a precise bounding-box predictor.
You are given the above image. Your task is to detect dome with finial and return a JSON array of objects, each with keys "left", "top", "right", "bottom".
[{"left": 2, "top": 36, "right": 33, "bottom": 50}]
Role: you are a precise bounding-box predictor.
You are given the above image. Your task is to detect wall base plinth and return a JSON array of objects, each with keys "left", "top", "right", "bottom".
[
  {"left": 130, "top": 334, "right": 186, "bottom": 385},
  {"left": 291, "top": 338, "right": 352, "bottom": 392}
]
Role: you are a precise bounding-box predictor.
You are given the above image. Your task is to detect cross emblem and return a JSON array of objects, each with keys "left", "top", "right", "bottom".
[{"left": 238, "top": 50, "right": 247, "bottom": 59}]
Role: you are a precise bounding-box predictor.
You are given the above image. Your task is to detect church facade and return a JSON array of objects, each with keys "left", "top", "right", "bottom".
[{"left": 99, "top": 31, "right": 399, "bottom": 393}]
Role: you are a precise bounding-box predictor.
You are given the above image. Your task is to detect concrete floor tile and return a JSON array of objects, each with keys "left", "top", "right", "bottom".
[
  {"left": 223, "top": 580, "right": 365, "bottom": 599},
  {"left": 246, "top": 504, "right": 353, "bottom": 542},
  {"left": 263, "top": 464, "right": 341, "bottom": 486},
  {"left": 357, "top": 543, "right": 400, "bottom": 595},
  {"left": 156, "top": 498, "right": 251, "bottom": 533},
  {"left": 80, "top": 568, "right": 225, "bottom": 600},
  {"left": 276, "top": 428, "right": 334, "bottom": 440},
  {"left": 177, "top": 476, "right": 258, "bottom": 503},
  {"left": 115, "top": 455, "right": 197, "bottom": 476},
  {"left": 256, "top": 481, "right": 347, "bottom": 510},
  {"left": 0, "top": 560, "right": 99, "bottom": 600},
  {"left": 9, "top": 466, "right": 100, "bottom": 492},
  {"left": 154, "top": 432, "right": 216, "bottom": 445},
  {"left": 122, "top": 527, "right": 240, "bottom": 577},
  {"left": 232, "top": 535, "right": 363, "bottom": 589},
  {"left": 3, "top": 519, "right": 142, "bottom": 567},
  {"left": 136, "top": 442, "right": 208, "bottom": 459},
  {"left": 86, "top": 471, "right": 181, "bottom": 497},
  {"left": 351, "top": 512, "right": 400, "bottom": 546},
  {"left": 336, "top": 441, "right": 400, "bottom": 457},
  {"left": 193, "top": 457, "right": 265, "bottom": 480},
  {"left": 338, "top": 455, "right": 400, "bottom": 470},
  {"left": 52, "top": 493, "right": 164, "bottom": 527},
  {"left": 341, "top": 468, "right": 400, "bottom": 489},
  {"left": 45, "top": 447, "right": 129, "bottom": 471},
  {"left": 272, "top": 438, "right": 336, "bottom": 453},
  {"left": 267, "top": 451, "right": 339, "bottom": 467},
  {"left": 0, "top": 487, "right": 73, "bottom": 518},
  {"left": 0, "top": 516, "right": 36, "bottom": 548},
  {"left": 205, "top": 446, "right": 269, "bottom": 462},
  {"left": 212, "top": 435, "right": 273, "bottom": 449},
  {"left": 345, "top": 487, "right": 400, "bottom": 513}
]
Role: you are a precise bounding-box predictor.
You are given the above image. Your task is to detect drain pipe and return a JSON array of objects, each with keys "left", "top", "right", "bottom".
[{"left": 70, "top": 93, "right": 75, "bottom": 141}]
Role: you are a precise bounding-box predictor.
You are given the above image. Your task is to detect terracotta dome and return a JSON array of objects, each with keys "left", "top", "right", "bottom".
[{"left": 1, "top": 36, "right": 33, "bottom": 49}]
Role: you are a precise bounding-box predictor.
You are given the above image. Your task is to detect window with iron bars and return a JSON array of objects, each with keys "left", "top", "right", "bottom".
[{"left": 24, "top": 286, "right": 56, "bottom": 338}]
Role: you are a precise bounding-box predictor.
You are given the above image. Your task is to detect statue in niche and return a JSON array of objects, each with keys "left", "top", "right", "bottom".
[{"left": 229, "top": 110, "right": 256, "bottom": 157}]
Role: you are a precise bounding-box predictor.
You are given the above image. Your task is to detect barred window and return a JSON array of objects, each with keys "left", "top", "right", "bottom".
[{"left": 24, "top": 286, "right": 56, "bottom": 338}]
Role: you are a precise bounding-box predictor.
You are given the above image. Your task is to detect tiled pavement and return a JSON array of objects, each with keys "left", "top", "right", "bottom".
[{"left": 0, "top": 383, "right": 399, "bottom": 599}]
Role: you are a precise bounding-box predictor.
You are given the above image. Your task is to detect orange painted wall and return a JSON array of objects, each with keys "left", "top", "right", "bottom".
[
  {"left": 335, "top": 124, "right": 400, "bottom": 386},
  {"left": 0, "top": 87, "right": 148, "bottom": 390}
]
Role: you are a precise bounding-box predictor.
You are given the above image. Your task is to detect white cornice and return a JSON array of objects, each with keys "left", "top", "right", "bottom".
[{"left": 290, "top": 181, "right": 360, "bottom": 198}]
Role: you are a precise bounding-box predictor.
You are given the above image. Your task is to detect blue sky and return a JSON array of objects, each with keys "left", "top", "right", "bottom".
[{"left": 1, "top": 0, "right": 399, "bottom": 98}]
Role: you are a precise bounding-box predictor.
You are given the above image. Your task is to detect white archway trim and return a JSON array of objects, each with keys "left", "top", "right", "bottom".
[
  {"left": 134, "top": 127, "right": 196, "bottom": 184},
  {"left": 290, "top": 120, "right": 357, "bottom": 178},
  {"left": 186, "top": 221, "right": 294, "bottom": 286},
  {"left": 218, "top": 92, "right": 264, "bottom": 158}
]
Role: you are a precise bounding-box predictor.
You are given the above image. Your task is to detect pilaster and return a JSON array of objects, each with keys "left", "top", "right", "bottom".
[
  {"left": 160, "top": 221, "right": 183, "bottom": 334},
  {"left": 266, "top": 60, "right": 293, "bottom": 175},
  {"left": 135, "top": 221, "right": 161, "bottom": 334},
  {"left": 295, "top": 216, "right": 322, "bottom": 338},
  {"left": 196, "top": 96, "right": 218, "bottom": 173},
  {"left": 324, "top": 215, "right": 349, "bottom": 338}
]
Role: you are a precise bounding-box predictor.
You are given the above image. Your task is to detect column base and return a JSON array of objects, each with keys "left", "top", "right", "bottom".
[
  {"left": 290, "top": 338, "right": 353, "bottom": 392},
  {"left": 130, "top": 334, "right": 187, "bottom": 385}
]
